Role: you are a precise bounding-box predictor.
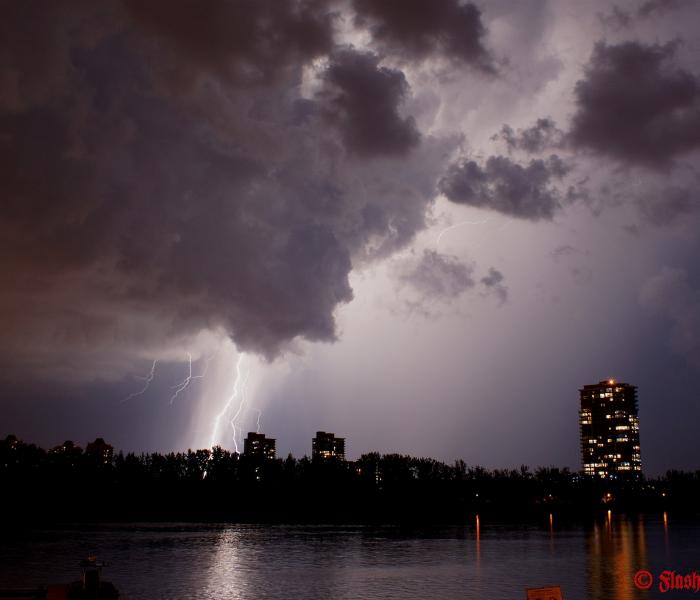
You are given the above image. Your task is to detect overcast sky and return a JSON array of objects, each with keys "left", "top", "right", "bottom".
[{"left": 2, "top": 0, "right": 700, "bottom": 475}]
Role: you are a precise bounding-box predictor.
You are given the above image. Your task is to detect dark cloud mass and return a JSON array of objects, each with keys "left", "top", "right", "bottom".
[
  {"left": 570, "top": 41, "right": 700, "bottom": 167},
  {"left": 123, "top": 0, "right": 335, "bottom": 84},
  {"left": 495, "top": 118, "right": 564, "bottom": 154},
  {"left": 319, "top": 50, "right": 420, "bottom": 157},
  {"left": 352, "top": 0, "right": 492, "bottom": 70},
  {"left": 0, "top": 0, "right": 450, "bottom": 377},
  {"left": 439, "top": 155, "right": 570, "bottom": 220}
]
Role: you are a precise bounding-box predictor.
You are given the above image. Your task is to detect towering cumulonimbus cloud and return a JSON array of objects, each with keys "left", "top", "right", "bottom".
[
  {"left": 0, "top": 0, "right": 486, "bottom": 379},
  {"left": 5, "top": 0, "right": 699, "bottom": 390}
]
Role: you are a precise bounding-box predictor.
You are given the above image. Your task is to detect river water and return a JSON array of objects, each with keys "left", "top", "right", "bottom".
[{"left": 0, "top": 514, "right": 698, "bottom": 599}]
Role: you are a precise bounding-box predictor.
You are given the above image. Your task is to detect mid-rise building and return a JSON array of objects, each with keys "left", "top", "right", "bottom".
[
  {"left": 243, "top": 432, "right": 276, "bottom": 460},
  {"left": 50, "top": 440, "right": 83, "bottom": 455},
  {"left": 312, "top": 431, "right": 345, "bottom": 461},
  {"left": 579, "top": 379, "right": 641, "bottom": 479},
  {"left": 2, "top": 434, "right": 19, "bottom": 450},
  {"left": 85, "top": 437, "right": 113, "bottom": 465}
]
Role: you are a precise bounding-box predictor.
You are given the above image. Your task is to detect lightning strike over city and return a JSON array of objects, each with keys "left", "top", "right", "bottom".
[
  {"left": 208, "top": 353, "right": 250, "bottom": 452},
  {"left": 3, "top": 0, "right": 700, "bottom": 596},
  {"left": 254, "top": 409, "right": 262, "bottom": 434}
]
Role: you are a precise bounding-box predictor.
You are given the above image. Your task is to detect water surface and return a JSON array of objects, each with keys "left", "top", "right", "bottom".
[{"left": 1, "top": 514, "right": 697, "bottom": 599}]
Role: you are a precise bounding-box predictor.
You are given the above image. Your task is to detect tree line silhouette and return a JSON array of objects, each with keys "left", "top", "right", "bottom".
[{"left": 2, "top": 435, "right": 698, "bottom": 523}]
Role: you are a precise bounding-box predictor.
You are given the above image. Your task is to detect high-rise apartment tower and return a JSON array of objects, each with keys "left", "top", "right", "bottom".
[{"left": 580, "top": 380, "right": 641, "bottom": 479}]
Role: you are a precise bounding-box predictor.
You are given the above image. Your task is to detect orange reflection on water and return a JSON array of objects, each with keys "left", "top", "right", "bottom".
[
  {"left": 475, "top": 514, "right": 481, "bottom": 564},
  {"left": 471, "top": 513, "right": 482, "bottom": 599},
  {"left": 613, "top": 518, "right": 632, "bottom": 600},
  {"left": 549, "top": 512, "right": 555, "bottom": 552},
  {"left": 587, "top": 514, "right": 648, "bottom": 600}
]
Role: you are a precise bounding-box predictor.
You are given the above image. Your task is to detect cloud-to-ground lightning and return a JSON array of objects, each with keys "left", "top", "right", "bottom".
[
  {"left": 209, "top": 354, "right": 250, "bottom": 451},
  {"left": 122, "top": 360, "right": 158, "bottom": 403},
  {"left": 169, "top": 352, "right": 214, "bottom": 405},
  {"left": 227, "top": 362, "right": 252, "bottom": 453},
  {"left": 255, "top": 409, "right": 262, "bottom": 434}
]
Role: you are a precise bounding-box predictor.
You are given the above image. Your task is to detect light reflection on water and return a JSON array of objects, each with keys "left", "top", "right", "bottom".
[{"left": 0, "top": 515, "right": 698, "bottom": 599}]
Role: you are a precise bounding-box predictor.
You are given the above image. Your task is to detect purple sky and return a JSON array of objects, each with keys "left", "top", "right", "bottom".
[{"left": 2, "top": 0, "right": 700, "bottom": 475}]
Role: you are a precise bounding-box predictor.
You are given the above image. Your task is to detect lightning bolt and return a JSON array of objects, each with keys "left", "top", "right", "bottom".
[
  {"left": 122, "top": 360, "right": 158, "bottom": 403},
  {"left": 209, "top": 354, "right": 249, "bottom": 451},
  {"left": 169, "top": 352, "right": 213, "bottom": 405},
  {"left": 253, "top": 408, "right": 262, "bottom": 434},
  {"left": 228, "top": 362, "right": 252, "bottom": 453},
  {"left": 435, "top": 218, "right": 490, "bottom": 247}
]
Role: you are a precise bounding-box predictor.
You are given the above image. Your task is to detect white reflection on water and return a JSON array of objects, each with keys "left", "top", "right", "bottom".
[{"left": 203, "top": 528, "right": 249, "bottom": 598}]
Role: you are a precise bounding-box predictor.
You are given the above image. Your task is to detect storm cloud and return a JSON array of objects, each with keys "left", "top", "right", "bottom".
[
  {"left": 0, "top": 0, "right": 456, "bottom": 378},
  {"left": 319, "top": 49, "right": 421, "bottom": 157},
  {"left": 570, "top": 41, "right": 700, "bottom": 168},
  {"left": 352, "top": 0, "right": 493, "bottom": 70},
  {"left": 124, "top": 0, "right": 335, "bottom": 85},
  {"left": 438, "top": 155, "right": 571, "bottom": 220}
]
